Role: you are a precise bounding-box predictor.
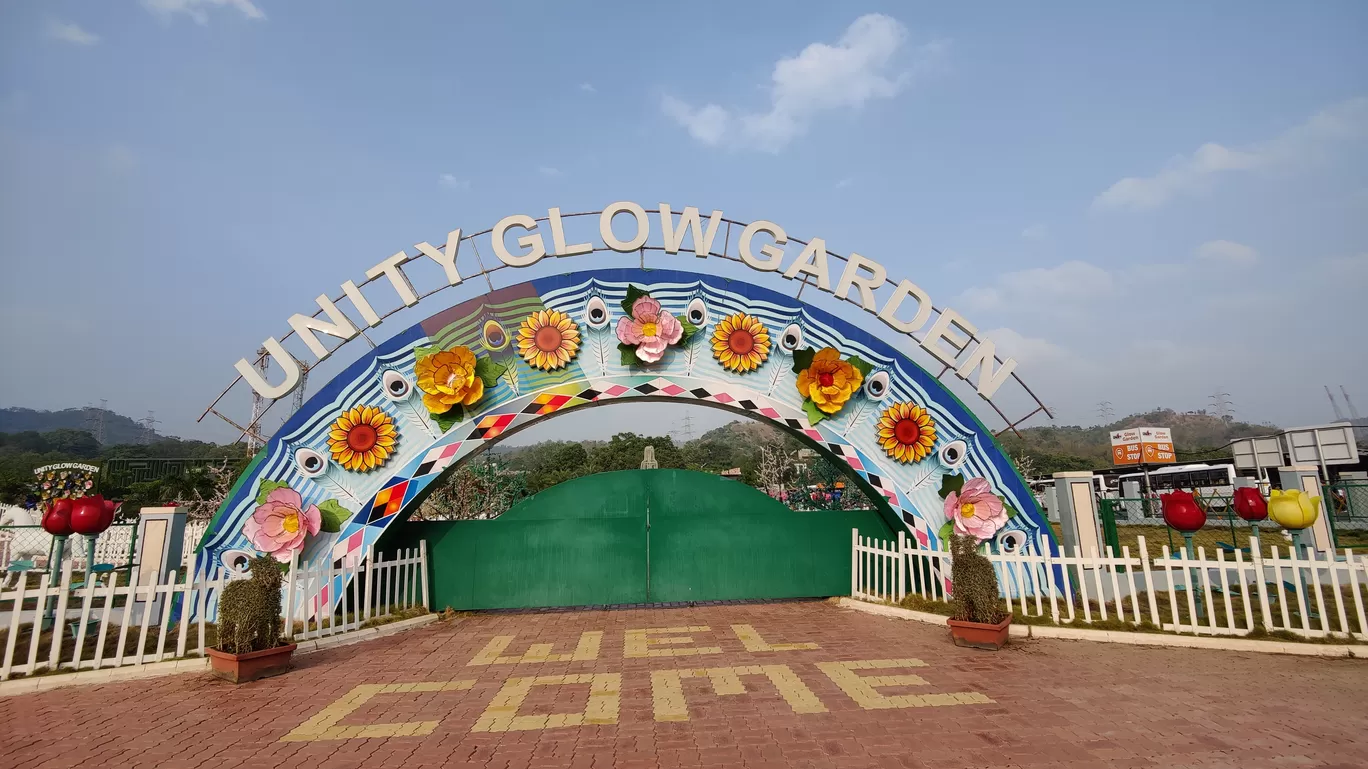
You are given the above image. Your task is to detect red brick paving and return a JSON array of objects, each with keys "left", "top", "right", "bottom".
[{"left": 2, "top": 599, "right": 1366, "bottom": 768}]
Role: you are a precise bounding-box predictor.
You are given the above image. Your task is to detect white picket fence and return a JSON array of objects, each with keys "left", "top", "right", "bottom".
[
  {"left": 0, "top": 543, "right": 428, "bottom": 681},
  {"left": 283, "top": 544, "right": 429, "bottom": 642},
  {"left": 852, "top": 529, "right": 1368, "bottom": 640},
  {"left": 2, "top": 522, "right": 208, "bottom": 572}
]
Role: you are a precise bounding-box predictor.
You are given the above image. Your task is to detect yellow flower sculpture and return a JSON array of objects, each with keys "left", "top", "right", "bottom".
[
  {"left": 1267, "top": 489, "right": 1321, "bottom": 530},
  {"left": 877, "top": 402, "right": 937, "bottom": 463},
  {"left": 796, "top": 347, "right": 863, "bottom": 415},
  {"left": 516, "top": 309, "right": 580, "bottom": 371},
  {"left": 327, "top": 405, "right": 398, "bottom": 472},
  {"left": 415, "top": 345, "right": 485, "bottom": 414},
  {"left": 711, "top": 313, "right": 771, "bottom": 373}
]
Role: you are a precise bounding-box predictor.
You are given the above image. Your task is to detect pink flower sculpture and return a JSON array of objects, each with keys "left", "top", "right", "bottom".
[
  {"left": 244, "top": 487, "right": 321, "bottom": 562},
  {"left": 944, "top": 477, "right": 1008, "bottom": 542},
  {"left": 616, "top": 295, "right": 683, "bottom": 363}
]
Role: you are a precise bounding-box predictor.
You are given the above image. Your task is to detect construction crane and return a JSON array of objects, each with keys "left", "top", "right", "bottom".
[
  {"left": 1326, "top": 385, "right": 1347, "bottom": 421},
  {"left": 1341, "top": 385, "right": 1362, "bottom": 422}
]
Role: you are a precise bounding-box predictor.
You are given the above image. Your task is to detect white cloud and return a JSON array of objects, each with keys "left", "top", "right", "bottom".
[
  {"left": 959, "top": 261, "right": 1114, "bottom": 314},
  {"left": 537, "top": 166, "right": 561, "bottom": 177},
  {"left": 662, "top": 14, "right": 945, "bottom": 152},
  {"left": 438, "top": 173, "right": 468, "bottom": 190},
  {"left": 1020, "top": 224, "right": 1048, "bottom": 240},
  {"left": 47, "top": 19, "right": 99, "bottom": 46},
  {"left": 661, "top": 96, "right": 729, "bottom": 146},
  {"left": 142, "top": 0, "right": 265, "bottom": 25},
  {"left": 579, "top": 83, "right": 596, "bottom": 94},
  {"left": 1093, "top": 97, "right": 1368, "bottom": 212},
  {"left": 835, "top": 178, "right": 853, "bottom": 189},
  {"left": 1194, "top": 239, "right": 1259, "bottom": 265}
]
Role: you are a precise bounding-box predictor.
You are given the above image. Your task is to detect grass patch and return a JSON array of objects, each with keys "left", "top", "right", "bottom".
[{"left": 359, "top": 605, "right": 429, "bottom": 629}]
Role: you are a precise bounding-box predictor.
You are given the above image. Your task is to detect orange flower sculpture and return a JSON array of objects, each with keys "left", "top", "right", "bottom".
[
  {"left": 794, "top": 347, "right": 866, "bottom": 423},
  {"left": 327, "top": 406, "right": 398, "bottom": 472},
  {"left": 415, "top": 345, "right": 485, "bottom": 414},
  {"left": 711, "top": 313, "right": 771, "bottom": 373}
]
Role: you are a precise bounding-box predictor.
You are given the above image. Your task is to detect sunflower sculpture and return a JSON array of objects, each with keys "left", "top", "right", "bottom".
[
  {"left": 516, "top": 309, "right": 581, "bottom": 370},
  {"left": 876, "top": 402, "right": 937, "bottom": 463},
  {"left": 327, "top": 405, "right": 399, "bottom": 472},
  {"left": 711, "top": 313, "right": 771, "bottom": 373}
]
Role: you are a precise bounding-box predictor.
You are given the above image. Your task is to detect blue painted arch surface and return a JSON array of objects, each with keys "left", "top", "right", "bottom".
[{"left": 200, "top": 269, "right": 1053, "bottom": 609}]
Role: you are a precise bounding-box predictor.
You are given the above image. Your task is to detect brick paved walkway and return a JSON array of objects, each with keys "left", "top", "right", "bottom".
[{"left": 3, "top": 600, "right": 1365, "bottom": 768}]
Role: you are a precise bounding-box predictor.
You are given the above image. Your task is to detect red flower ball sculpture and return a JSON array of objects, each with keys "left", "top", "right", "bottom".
[
  {"left": 1232, "top": 487, "right": 1268, "bottom": 522},
  {"left": 41, "top": 498, "right": 75, "bottom": 537},
  {"left": 70, "top": 495, "right": 117, "bottom": 536},
  {"left": 1161, "top": 490, "right": 1206, "bottom": 533}
]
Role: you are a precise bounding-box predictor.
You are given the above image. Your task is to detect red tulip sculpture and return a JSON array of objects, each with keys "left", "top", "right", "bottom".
[
  {"left": 1161, "top": 490, "right": 1206, "bottom": 533},
  {"left": 70, "top": 495, "right": 115, "bottom": 535},
  {"left": 1233, "top": 487, "right": 1267, "bottom": 522},
  {"left": 69, "top": 495, "right": 120, "bottom": 581},
  {"left": 41, "top": 498, "right": 75, "bottom": 537},
  {"left": 1161, "top": 489, "right": 1207, "bottom": 619}
]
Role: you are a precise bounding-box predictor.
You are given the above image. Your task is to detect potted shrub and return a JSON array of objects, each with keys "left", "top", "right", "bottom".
[
  {"left": 945, "top": 534, "right": 1011, "bottom": 650},
  {"left": 206, "top": 555, "right": 297, "bottom": 683}
]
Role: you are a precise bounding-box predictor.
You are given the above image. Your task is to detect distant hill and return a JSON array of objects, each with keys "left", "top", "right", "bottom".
[
  {"left": 0, "top": 407, "right": 160, "bottom": 446},
  {"left": 1002, "top": 409, "right": 1276, "bottom": 467}
]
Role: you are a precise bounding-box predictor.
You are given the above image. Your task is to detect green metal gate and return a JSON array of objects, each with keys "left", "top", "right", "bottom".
[{"left": 381, "top": 469, "right": 895, "bottom": 610}]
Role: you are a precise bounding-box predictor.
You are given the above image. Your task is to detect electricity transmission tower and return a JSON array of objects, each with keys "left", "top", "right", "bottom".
[
  {"left": 1096, "top": 401, "right": 1114, "bottom": 424},
  {"left": 139, "top": 411, "right": 160, "bottom": 444},
  {"left": 83, "top": 399, "right": 108, "bottom": 444},
  {"left": 1208, "top": 389, "right": 1235, "bottom": 420}
]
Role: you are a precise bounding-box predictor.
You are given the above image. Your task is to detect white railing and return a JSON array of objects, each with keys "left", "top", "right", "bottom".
[
  {"left": 283, "top": 543, "right": 428, "bottom": 642},
  {"left": 0, "top": 543, "right": 428, "bottom": 681},
  {"left": 852, "top": 529, "right": 1368, "bottom": 640},
  {"left": 852, "top": 530, "right": 908, "bottom": 604}
]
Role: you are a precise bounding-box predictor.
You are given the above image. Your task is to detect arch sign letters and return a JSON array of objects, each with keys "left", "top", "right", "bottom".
[{"left": 198, "top": 202, "right": 1056, "bottom": 612}]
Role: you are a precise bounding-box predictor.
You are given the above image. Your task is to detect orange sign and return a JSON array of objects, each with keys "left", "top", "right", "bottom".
[
  {"left": 1110, "top": 428, "right": 1142, "bottom": 465},
  {"left": 1140, "top": 427, "right": 1175, "bottom": 464},
  {"left": 1111, "top": 426, "right": 1175, "bottom": 465}
]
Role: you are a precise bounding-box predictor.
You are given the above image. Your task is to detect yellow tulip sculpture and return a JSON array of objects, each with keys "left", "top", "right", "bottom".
[{"left": 1267, "top": 489, "right": 1320, "bottom": 530}]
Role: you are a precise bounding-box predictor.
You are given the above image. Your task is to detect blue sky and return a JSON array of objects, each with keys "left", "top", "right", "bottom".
[{"left": 1, "top": 1, "right": 1365, "bottom": 445}]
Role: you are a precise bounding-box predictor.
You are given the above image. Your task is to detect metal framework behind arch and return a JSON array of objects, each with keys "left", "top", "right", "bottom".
[{"left": 200, "top": 207, "right": 1053, "bottom": 445}]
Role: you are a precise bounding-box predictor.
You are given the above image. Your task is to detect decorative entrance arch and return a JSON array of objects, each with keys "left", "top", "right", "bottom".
[{"left": 199, "top": 267, "right": 1053, "bottom": 605}]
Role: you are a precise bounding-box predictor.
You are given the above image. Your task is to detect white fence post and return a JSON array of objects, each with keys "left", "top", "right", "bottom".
[{"left": 420, "top": 540, "right": 430, "bottom": 611}]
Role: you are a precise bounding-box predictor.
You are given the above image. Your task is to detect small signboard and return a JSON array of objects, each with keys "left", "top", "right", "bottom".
[
  {"left": 1232, "top": 436, "right": 1285, "bottom": 472},
  {"left": 1139, "top": 427, "right": 1176, "bottom": 464},
  {"left": 1284, "top": 423, "right": 1359, "bottom": 466},
  {"left": 1110, "top": 428, "right": 1142, "bottom": 466}
]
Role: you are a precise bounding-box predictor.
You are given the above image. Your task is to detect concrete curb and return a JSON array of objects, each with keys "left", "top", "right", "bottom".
[
  {"left": 836, "top": 598, "right": 1363, "bottom": 659},
  {"left": 0, "top": 613, "right": 443, "bottom": 698}
]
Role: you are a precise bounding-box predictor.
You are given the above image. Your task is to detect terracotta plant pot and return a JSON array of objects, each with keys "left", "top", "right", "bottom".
[
  {"left": 206, "top": 643, "right": 297, "bottom": 684},
  {"left": 946, "top": 616, "right": 1012, "bottom": 650}
]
